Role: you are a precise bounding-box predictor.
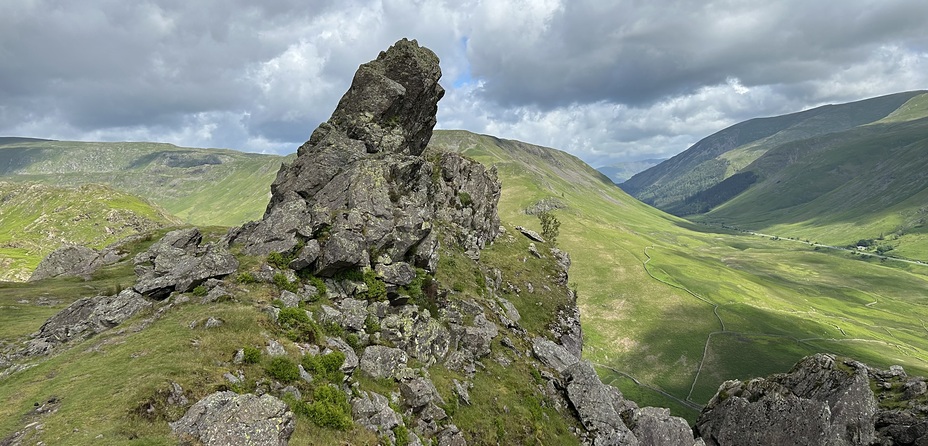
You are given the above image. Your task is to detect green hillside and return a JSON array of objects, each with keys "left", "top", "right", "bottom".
[
  {"left": 430, "top": 130, "right": 928, "bottom": 420},
  {"left": 0, "top": 139, "right": 289, "bottom": 226},
  {"left": 0, "top": 182, "right": 179, "bottom": 281},
  {"left": 621, "top": 91, "right": 926, "bottom": 211},
  {"left": 621, "top": 91, "right": 928, "bottom": 255}
]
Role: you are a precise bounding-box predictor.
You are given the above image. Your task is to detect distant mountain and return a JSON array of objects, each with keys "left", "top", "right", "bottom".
[
  {"left": 621, "top": 90, "right": 928, "bottom": 247},
  {"left": 596, "top": 158, "right": 667, "bottom": 183},
  {"left": 0, "top": 140, "right": 291, "bottom": 226}
]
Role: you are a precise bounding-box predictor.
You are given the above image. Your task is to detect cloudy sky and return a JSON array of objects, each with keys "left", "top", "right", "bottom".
[{"left": 2, "top": 1, "right": 927, "bottom": 167}]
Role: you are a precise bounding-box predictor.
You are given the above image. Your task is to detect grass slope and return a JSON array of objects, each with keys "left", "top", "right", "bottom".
[
  {"left": 0, "top": 139, "right": 289, "bottom": 226},
  {"left": 0, "top": 182, "right": 179, "bottom": 281},
  {"left": 698, "top": 115, "right": 928, "bottom": 253}
]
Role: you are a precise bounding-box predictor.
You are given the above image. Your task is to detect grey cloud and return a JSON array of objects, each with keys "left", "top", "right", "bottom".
[
  {"left": 1, "top": 0, "right": 926, "bottom": 165},
  {"left": 466, "top": 0, "right": 928, "bottom": 108}
]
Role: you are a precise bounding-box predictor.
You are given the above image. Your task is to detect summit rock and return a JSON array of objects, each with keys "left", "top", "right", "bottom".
[{"left": 228, "top": 38, "right": 500, "bottom": 275}]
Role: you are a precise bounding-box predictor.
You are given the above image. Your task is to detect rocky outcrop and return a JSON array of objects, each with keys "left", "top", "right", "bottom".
[
  {"left": 29, "top": 244, "right": 124, "bottom": 281},
  {"left": 227, "top": 38, "right": 500, "bottom": 276},
  {"left": 133, "top": 228, "right": 238, "bottom": 299},
  {"left": 170, "top": 391, "right": 294, "bottom": 446},
  {"left": 23, "top": 289, "right": 152, "bottom": 356},
  {"left": 696, "top": 354, "right": 876, "bottom": 446}
]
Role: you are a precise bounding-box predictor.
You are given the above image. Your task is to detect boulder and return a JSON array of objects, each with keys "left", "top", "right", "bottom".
[
  {"left": 170, "top": 391, "right": 294, "bottom": 446},
  {"left": 696, "top": 354, "right": 876, "bottom": 446},
  {"left": 381, "top": 305, "right": 450, "bottom": 365},
  {"left": 532, "top": 337, "right": 580, "bottom": 374},
  {"left": 134, "top": 228, "right": 238, "bottom": 299},
  {"left": 29, "top": 245, "right": 114, "bottom": 281},
  {"left": 515, "top": 226, "right": 545, "bottom": 243},
  {"left": 400, "top": 376, "right": 442, "bottom": 409},
  {"left": 352, "top": 390, "right": 404, "bottom": 437},
  {"left": 562, "top": 360, "right": 638, "bottom": 446},
  {"left": 376, "top": 261, "right": 417, "bottom": 286},
  {"left": 23, "top": 289, "right": 152, "bottom": 356},
  {"left": 627, "top": 406, "right": 694, "bottom": 446},
  {"left": 360, "top": 345, "right": 409, "bottom": 379}
]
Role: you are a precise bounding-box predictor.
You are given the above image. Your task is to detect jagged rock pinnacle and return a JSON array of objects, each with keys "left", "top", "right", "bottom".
[
  {"left": 328, "top": 38, "right": 444, "bottom": 157},
  {"left": 229, "top": 39, "right": 500, "bottom": 277}
]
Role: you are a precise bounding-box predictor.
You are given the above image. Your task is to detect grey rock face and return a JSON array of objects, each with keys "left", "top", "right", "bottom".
[
  {"left": 401, "top": 376, "right": 443, "bottom": 409},
  {"left": 532, "top": 336, "right": 580, "bottom": 374},
  {"left": 133, "top": 228, "right": 238, "bottom": 299},
  {"left": 382, "top": 305, "right": 450, "bottom": 365},
  {"left": 360, "top": 345, "right": 409, "bottom": 379},
  {"left": 696, "top": 354, "right": 876, "bottom": 446},
  {"left": 628, "top": 407, "right": 694, "bottom": 446},
  {"left": 352, "top": 391, "right": 404, "bottom": 437},
  {"left": 229, "top": 39, "right": 500, "bottom": 276},
  {"left": 170, "top": 391, "right": 294, "bottom": 446},
  {"left": 29, "top": 245, "right": 121, "bottom": 281},
  {"left": 563, "top": 360, "right": 639, "bottom": 446},
  {"left": 24, "top": 289, "right": 152, "bottom": 356}
]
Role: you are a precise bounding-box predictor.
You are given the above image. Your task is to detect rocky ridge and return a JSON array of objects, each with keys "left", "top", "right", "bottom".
[{"left": 6, "top": 38, "right": 928, "bottom": 446}]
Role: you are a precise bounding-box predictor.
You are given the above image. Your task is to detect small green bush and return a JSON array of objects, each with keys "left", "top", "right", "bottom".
[
  {"left": 236, "top": 272, "right": 258, "bottom": 284},
  {"left": 278, "top": 307, "right": 321, "bottom": 343},
  {"left": 345, "top": 333, "right": 361, "bottom": 350},
  {"left": 458, "top": 192, "right": 473, "bottom": 207},
  {"left": 305, "top": 386, "right": 352, "bottom": 430},
  {"left": 273, "top": 273, "right": 300, "bottom": 293},
  {"left": 267, "top": 252, "right": 289, "bottom": 269},
  {"left": 303, "top": 275, "right": 327, "bottom": 301},
  {"left": 242, "top": 346, "right": 262, "bottom": 364},
  {"left": 334, "top": 268, "right": 364, "bottom": 282},
  {"left": 265, "top": 356, "right": 300, "bottom": 383},
  {"left": 394, "top": 425, "right": 410, "bottom": 446},
  {"left": 364, "top": 315, "right": 381, "bottom": 334},
  {"left": 360, "top": 270, "right": 387, "bottom": 301},
  {"left": 302, "top": 351, "right": 345, "bottom": 383}
]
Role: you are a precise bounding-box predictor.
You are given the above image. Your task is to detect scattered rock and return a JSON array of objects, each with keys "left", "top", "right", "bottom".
[
  {"left": 360, "top": 345, "right": 409, "bottom": 379},
  {"left": 170, "top": 391, "right": 294, "bottom": 446},
  {"left": 278, "top": 290, "right": 300, "bottom": 308},
  {"left": 265, "top": 340, "right": 287, "bottom": 357},
  {"left": 338, "top": 298, "right": 368, "bottom": 331},
  {"left": 528, "top": 243, "right": 542, "bottom": 259},
  {"left": 400, "top": 377, "right": 442, "bottom": 409},
  {"left": 515, "top": 226, "right": 545, "bottom": 243},
  {"left": 203, "top": 317, "right": 223, "bottom": 329},
  {"left": 453, "top": 379, "right": 472, "bottom": 405}
]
